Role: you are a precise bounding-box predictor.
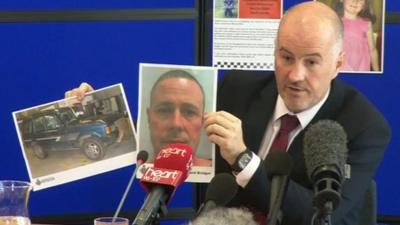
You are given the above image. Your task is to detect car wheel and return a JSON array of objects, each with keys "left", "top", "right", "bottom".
[
  {"left": 32, "top": 144, "right": 48, "bottom": 159},
  {"left": 81, "top": 138, "right": 105, "bottom": 160}
]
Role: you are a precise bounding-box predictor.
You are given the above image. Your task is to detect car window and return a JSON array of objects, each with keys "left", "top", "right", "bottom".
[
  {"left": 23, "top": 119, "right": 32, "bottom": 135},
  {"left": 44, "top": 115, "right": 61, "bottom": 130},
  {"left": 32, "top": 117, "right": 46, "bottom": 133},
  {"left": 59, "top": 109, "right": 76, "bottom": 123}
]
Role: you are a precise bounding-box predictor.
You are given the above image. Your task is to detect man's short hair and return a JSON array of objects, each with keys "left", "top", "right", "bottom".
[{"left": 149, "top": 69, "right": 205, "bottom": 109}]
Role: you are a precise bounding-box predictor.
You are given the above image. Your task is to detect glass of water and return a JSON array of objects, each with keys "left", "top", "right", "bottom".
[
  {"left": 0, "top": 180, "right": 32, "bottom": 225},
  {"left": 94, "top": 217, "right": 129, "bottom": 225}
]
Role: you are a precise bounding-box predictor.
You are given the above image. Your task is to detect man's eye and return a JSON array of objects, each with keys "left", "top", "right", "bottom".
[
  {"left": 155, "top": 107, "right": 173, "bottom": 116},
  {"left": 182, "top": 109, "right": 198, "bottom": 118},
  {"left": 282, "top": 54, "right": 293, "bottom": 63},
  {"left": 305, "top": 59, "right": 318, "bottom": 67},
  {"left": 180, "top": 104, "right": 200, "bottom": 119}
]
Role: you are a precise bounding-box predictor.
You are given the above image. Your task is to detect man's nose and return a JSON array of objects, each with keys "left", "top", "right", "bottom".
[
  {"left": 288, "top": 62, "right": 306, "bottom": 82},
  {"left": 170, "top": 110, "right": 184, "bottom": 127}
]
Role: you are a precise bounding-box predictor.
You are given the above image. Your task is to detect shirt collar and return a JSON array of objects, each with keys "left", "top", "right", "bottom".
[{"left": 273, "top": 88, "right": 330, "bottom": 128}]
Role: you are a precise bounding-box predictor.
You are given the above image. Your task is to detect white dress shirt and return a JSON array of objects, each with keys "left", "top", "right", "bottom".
[{"left": 235, "top": 89, "right": 330, "bottom": 187}]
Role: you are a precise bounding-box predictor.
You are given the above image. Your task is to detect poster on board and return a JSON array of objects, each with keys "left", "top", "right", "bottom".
[{"left": 213, "top": 0, "right": 283, "bottom": 71}]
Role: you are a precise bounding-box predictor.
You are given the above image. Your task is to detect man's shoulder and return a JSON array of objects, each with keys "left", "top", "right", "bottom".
[
  {"left": 334, "top": 79, "right": 382, "bottom": 114},
  {"left": 332, "top": 79, "right": 390, "bottom": 136}
]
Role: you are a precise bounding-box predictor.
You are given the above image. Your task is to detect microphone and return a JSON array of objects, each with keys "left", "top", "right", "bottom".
[
  {"left": 264, "top": 151, "right": 293, "bottom": 225},
  {"left": 112, "top": 150, "right": 149, "bottom": 222},
  {"left": 137, "top": 151, "right": 150, "bottom": 165},
  {"left": 196, "top": 173, "right": 238, "bottom": 216},
  {"left": 192, "top": 207, "right": 258, "bottom": 225},
  {"left": 303, "top": 120, "right": 348, "bottom": 223},
  {"left": 133, "top": 143, "right": 193, "bottom": 225}
]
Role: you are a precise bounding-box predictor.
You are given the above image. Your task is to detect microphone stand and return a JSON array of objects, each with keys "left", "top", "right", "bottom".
[
  {"left": 112, "top": 164, "right": 142, "bottom": 222},
  {"left": 267, "top": 176, "right": 286, "bottom": 225},
  {"left": 311, "top": 202, "right": 333, "bottom": 225},
  {"left": 132, "top": 186, "right": 168, "bottom": 225}
]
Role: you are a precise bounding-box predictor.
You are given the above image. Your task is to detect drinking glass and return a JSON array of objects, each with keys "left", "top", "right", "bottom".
[
  {"left": 0, "top": 180, "right": 32, "bottom": 225},
  {"left": 94, "top": 217, "right": 129, "bottom": 225}
]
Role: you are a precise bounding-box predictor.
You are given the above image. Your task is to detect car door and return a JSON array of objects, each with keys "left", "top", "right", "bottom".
[{"left": 32, "top": 114, "right": 65, "bottom": 151}]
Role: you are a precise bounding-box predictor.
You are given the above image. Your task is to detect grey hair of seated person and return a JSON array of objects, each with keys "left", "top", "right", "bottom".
[{"left": 189, "top": 207, "right": 257, "bottom": 225}]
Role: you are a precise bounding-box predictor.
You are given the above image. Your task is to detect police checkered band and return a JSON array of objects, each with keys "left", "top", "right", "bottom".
[{"left": 214, "top": 61, "right": 274, "bottom": 70}]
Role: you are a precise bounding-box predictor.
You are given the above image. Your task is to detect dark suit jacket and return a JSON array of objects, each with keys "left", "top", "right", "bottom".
[{"left": 215, "top": 70, "right": 391, "bottom": 225}]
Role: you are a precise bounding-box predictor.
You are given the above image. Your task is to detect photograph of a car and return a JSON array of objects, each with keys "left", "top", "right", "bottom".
[
  {"left": 13, "top": 84, "right": 137, "bottom": 190},
  {"left": 21, "top": 107, "right": 120, "bottom": 160}
]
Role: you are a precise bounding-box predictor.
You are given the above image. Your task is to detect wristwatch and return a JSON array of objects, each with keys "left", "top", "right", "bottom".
[{"left": 231, "top": 149, "right": 253, "bottom": 173}]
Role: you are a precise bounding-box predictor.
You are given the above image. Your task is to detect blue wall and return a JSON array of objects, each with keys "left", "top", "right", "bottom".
[
  {"left": 340, "top": 22, "right": 400, "bottom": 216},
  {"left": 0, "top": 1, "right": 195, "bottom": 10},
  {"left": 0, "top": 11, "right": 197, "bottom": 220}
]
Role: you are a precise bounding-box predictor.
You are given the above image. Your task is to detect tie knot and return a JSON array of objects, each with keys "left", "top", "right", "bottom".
[
  {"left": 280, "top": 114, "right": 299, "bottom": 133},
  {"left": 269, "top": 114, "right": 300, "bottom": 152}
]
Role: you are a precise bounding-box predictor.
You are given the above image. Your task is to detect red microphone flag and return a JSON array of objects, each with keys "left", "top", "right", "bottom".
[{"left": 140, "top": 143, "right": 193, "bottom": 203}]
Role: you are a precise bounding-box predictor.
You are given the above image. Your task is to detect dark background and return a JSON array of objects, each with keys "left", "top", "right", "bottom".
[{"left": 0, "top": 0, "right": 399, "bottom": 224}]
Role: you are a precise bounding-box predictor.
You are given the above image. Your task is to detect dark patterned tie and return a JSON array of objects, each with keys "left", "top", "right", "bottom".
[
  {"left": 270, "top": 114, "right": 299, "bottom": 152},
  {"left": 247, "top": 115, "right": 299, "bottom": 225}
]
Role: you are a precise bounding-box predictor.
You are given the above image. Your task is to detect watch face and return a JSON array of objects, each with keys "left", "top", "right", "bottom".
[{"left": 238, "top": 152, "right": 252, "bottom": 169}]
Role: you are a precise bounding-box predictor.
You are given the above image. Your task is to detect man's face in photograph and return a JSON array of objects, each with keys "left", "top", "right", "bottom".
[{"left": 147, "top": 76, "right": 204, "bottom": 157}]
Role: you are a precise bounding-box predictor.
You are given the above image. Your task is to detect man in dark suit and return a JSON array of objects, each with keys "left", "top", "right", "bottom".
[{"left": 204, "top": 1, "right": 391, "bottom": 225}]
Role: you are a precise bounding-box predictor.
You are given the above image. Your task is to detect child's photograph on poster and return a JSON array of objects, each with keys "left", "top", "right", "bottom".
[
  {"left": 214, "top": 0, "right": 238, "bottom": 19},
  {"left": 13, "top": 84, "right": 137, "bottom": 190},
  {"left": 316, "top": 0, "right": 385, "bottom": 73}
]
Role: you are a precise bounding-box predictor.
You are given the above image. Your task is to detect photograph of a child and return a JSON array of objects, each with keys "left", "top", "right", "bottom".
[
  {"left": 317, "top": 0, "right": 385, "bottom": 73},
  {"left": 214, "top": 0, "right": 238, "bottom": 18}
]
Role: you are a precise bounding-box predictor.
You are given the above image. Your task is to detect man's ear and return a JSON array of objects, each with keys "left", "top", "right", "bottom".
[{"left": 333, "top": 50, "right": 345, "bottom": 78}]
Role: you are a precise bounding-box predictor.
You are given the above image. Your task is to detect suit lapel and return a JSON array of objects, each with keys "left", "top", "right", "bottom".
[
  {"left": 287, "top": 79, "right": 344, "bottom": 187},
  {"left": 243, "top": 78, "right": 278, "bottom": 154},
  {"left": 310, "top": 79, "right": 344, "bottom": 124}
]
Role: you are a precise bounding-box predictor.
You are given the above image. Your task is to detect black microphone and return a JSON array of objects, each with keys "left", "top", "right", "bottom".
[
  {"left": 112, "top": 150, "right": 149, "bottom": 221},
  {"left": 137, "top": 150, "right": 150, "bottom": 165},
  {"left": 265, "top": 151, "right": 293, "bottom": 225},
  {"left": 303, "top": 120, "right": 348, "bottom": 223},
  {"left": 196, "top": 173, "right": 238, "bottom": 216}
]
